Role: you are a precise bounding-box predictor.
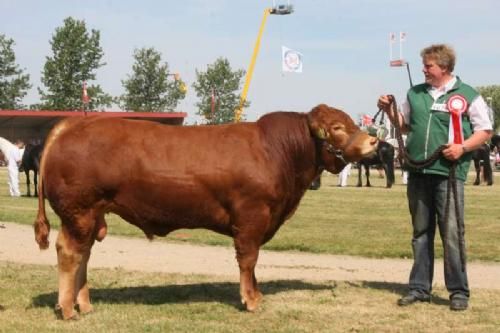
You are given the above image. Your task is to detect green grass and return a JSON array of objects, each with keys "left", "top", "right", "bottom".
[
  {"left": 1, "top": 261, "right": 499, "bottom": 332},
  {"left": 1, "top": 167, "right": 500, "bottom": 261}
]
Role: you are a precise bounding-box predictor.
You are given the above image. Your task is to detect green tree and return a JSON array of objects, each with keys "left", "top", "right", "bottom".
[
  {"left": 193, "top": 57, "right": 248, "bottom": 124},
  {"left": 120, "top": 47, "right": 187, "bottom": 112},
  {"left": 38, "top": 17, "right": 112, "bottom": 110},
  {"left": 0, "top": 34, "right": 31, "bottom": 109},
  {"left": 477, "top": 85, "right": 500, "bottom": 132}
]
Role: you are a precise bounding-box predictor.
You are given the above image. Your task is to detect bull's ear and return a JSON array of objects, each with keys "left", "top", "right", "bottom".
[
  {"left": 308, "top": 105, "right": 330, "bottom": 140},
  {"left": 315, "top": 127, "right": 329, "bottom": 140}
]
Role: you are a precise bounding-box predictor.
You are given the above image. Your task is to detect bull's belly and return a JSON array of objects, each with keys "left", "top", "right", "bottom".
[{"left": 109, "top": 198, "right": 233, "bottom": 239}]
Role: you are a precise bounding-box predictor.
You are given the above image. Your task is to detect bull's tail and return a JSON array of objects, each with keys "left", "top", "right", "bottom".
[
  {"left": 34, "top": 171, "right": 50, "bottom": 250},
  {"left": 33, "top": 118, "right": 77, "bottom": 250}
]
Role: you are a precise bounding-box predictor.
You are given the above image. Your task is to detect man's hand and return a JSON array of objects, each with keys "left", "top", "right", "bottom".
[
  {"left": 377, "top": 95, "right": 392, "bottom": 113},
  {"left": 443, "top": 143, "right": 466, "bottom": 161}
]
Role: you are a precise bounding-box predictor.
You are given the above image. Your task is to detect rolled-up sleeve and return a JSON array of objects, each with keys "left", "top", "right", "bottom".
[
  {"left": 469, "top": 95, "right": 493, "bottom": 132},
  {"left": 401, "top": 98, "right": 411, "bottom": 125}
]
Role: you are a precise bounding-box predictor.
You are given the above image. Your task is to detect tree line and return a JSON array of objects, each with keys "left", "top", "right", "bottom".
[
  {"left": 0, "top": 17, "right": 247, "bottom": 124},
  {"left": 2, "top": 17, "right": 500, "bottom": 128}
]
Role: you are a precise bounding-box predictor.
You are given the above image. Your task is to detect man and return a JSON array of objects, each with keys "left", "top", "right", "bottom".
[
  {"left": 7, "top": 139, "right": 24, "bottom": 197},
  {"left": 378, "top": 44, "right": 492, "bottom": 311}
]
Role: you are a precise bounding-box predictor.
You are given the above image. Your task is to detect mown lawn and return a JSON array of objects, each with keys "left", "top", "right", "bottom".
[{"left": 1, "top": 261, "right": 499, "bottom": 332}]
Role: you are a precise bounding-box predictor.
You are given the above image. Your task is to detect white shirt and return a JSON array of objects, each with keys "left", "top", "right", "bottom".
[
  {"left": 401, "top": 76, "right": 493, "bottom": 132},
  {"left": 7, "top": 146, "right": 23, "bottom": 166}
]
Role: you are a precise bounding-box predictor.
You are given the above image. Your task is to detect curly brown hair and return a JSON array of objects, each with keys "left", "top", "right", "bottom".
[{"left": 420, "top": 44, "right": 456, "bottom": 72}]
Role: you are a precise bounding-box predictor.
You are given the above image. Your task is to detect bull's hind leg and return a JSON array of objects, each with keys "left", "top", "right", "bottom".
[
  {"left": 75, "top": 250, "right": 92, "bottom": 315},
  {"left": 55, "top": 215, "right": 96, "bottom": 319},
  {"left": 232, "top": 204, "right": 270, "bottom": 311}
]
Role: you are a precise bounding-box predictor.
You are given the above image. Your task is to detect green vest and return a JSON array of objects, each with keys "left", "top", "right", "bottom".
[{"left": 405, "top": 78, "right": 478, "bottom": 181}]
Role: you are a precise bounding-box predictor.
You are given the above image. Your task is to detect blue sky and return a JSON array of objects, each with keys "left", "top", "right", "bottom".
[{"left": 1, "top": 0, "right": 499, "bottom": 124}]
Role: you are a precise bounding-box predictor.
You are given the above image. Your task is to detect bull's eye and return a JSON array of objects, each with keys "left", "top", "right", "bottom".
[{"left": 332, "top": 124, "right": 344, "bottom": 131}]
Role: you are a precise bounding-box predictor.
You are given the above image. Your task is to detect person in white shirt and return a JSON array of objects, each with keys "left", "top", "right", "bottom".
[
  {"left": 7, "top": 139, "right": 25, "bottom": 197},
  {"left": 337, "top": 163, "right": 351, "bottom": 187}
]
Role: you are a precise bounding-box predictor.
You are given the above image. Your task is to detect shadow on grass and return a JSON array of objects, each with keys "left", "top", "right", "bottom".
[
  {"left": 355, "top": 281, "right": 449, "bottom": 306},
  {"left": 32, "top": 279, "right": 336, "bottom": 311}
]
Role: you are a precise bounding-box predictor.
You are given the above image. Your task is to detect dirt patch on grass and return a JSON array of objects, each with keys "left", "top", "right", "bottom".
[{"left": 1, "top": 222, "right": 500, "bottom": 289}]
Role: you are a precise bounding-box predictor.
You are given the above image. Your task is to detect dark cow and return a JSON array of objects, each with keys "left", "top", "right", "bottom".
[
  {"left": 490, "top": 134, "right": 500, "bottom": 151},
  {"left": 34, "top": 105, "right": 378, "bottom": 319},
  {"left": 19, "top": 143, "right": 43, "bottom": 196},
  {"left": 471, "top": 143, "right": 493, "bottom": 186},
  {"left": 356, "top": 141, "right": 395, "bottom": 188}
]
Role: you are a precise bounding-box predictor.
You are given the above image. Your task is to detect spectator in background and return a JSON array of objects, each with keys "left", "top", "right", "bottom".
[
  {"left": 7, "top": 139, "right": 25, "bottom": 197},
  {"left": 337, "top": 163, "right": 352, "bottom": 187}
]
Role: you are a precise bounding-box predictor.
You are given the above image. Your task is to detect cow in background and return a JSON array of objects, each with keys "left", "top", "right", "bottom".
[
  {"left": 471, "top": 143, "right": 493, "bottom": 186},
  {"left": 490, "top": 134, "right": 500, "bottom": 152},
  {"left": 34, "top": 104, "right": 378, "bottom": 319},
  {"left": 19, "top": 142, "right": 44, "bottom": 196},
  {"left": 356, "top": 141, "right": 395, "bottom": 188}
]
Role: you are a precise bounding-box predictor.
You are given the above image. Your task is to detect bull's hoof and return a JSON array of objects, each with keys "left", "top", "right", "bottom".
[
  {"left": 54, "top": 304, "right": 79, "bottom": 320},
  {"left": 242, "top": 291, "right": 263, "bottom": 312},
  {"left": 75, "top": 302, "right": 93, "bottom": 315}
]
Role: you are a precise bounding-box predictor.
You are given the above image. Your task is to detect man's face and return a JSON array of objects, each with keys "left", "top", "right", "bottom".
[{"left": 422, "top": 57, "right": 448, "bottom": 87}]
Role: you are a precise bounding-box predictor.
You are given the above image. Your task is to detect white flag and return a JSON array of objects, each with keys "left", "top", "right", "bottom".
[
  {"left": 400, "top": 31, "right": 407, "bottom": 42},
  {"left": 389, "top": 32, "right": 396, "bottom": 43},
  {"left": 282, "top": 46, "right": 303, "bottom": 73}
]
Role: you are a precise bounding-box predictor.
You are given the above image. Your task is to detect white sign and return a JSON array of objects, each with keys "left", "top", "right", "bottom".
[{"left": 282, "top": 46, "right": 303, "bottom": 73}]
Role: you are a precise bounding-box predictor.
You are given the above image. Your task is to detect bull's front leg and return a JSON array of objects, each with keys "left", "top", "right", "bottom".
[
  {"left": 235, "top": 240, "right": 263, "bottom": 311},
  {"left": 232, "top": 205, "right": 269, "bottom": 311}
]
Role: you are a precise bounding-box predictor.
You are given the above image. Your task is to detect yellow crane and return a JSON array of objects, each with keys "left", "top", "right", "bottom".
[{"left": 234, "top": 2, "right": 293, "bottom": 122}]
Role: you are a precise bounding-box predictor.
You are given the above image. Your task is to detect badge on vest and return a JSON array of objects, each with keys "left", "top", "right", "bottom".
[
  {"left": 447, "top": 94, "right": 468, "bottom": 144},
  {"left": 447, "top": 94, "right": 468, "bottom": 114},
  {"left": 430, "top": 103, "right": 448, "bottom": 112}
]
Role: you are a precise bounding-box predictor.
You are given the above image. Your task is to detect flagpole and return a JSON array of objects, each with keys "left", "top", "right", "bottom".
[
  {"left": 389, "top": 33, "right": 393, "bottom": 61},
  {"left": 399, "top": 32, "right": 403, "bottom": 60}
]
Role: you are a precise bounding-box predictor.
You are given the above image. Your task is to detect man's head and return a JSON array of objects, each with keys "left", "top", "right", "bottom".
[{"left": 420, "top": 44, "right": 456, "bottom": 87}]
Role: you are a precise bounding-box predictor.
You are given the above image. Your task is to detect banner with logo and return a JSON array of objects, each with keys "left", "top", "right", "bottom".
[{"left": 282, "top": 46, "right": 303, "bottom": 73}]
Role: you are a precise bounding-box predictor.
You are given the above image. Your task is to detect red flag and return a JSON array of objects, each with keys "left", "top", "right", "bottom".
[{"left": 82, "top": 81, "right": 90, "bottom": 104}]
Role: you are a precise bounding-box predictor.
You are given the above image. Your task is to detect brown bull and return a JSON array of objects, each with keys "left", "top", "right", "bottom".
[{"left": 34, "top": 104, "right": 377, "bottom": 319}]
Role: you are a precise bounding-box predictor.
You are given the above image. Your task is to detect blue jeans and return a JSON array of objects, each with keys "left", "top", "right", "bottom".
[{"left": 406, "top": 173, "right": 469, "bottom": 299}]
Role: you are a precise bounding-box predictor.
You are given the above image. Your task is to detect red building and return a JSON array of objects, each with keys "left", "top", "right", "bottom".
[{"left": 0, "top": 109, "right": 187, "bottom": 143}]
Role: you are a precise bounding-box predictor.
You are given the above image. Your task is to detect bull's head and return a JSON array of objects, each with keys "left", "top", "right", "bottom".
[{"left": 308, "top": 104, "right": 378, "bottom": 174}]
